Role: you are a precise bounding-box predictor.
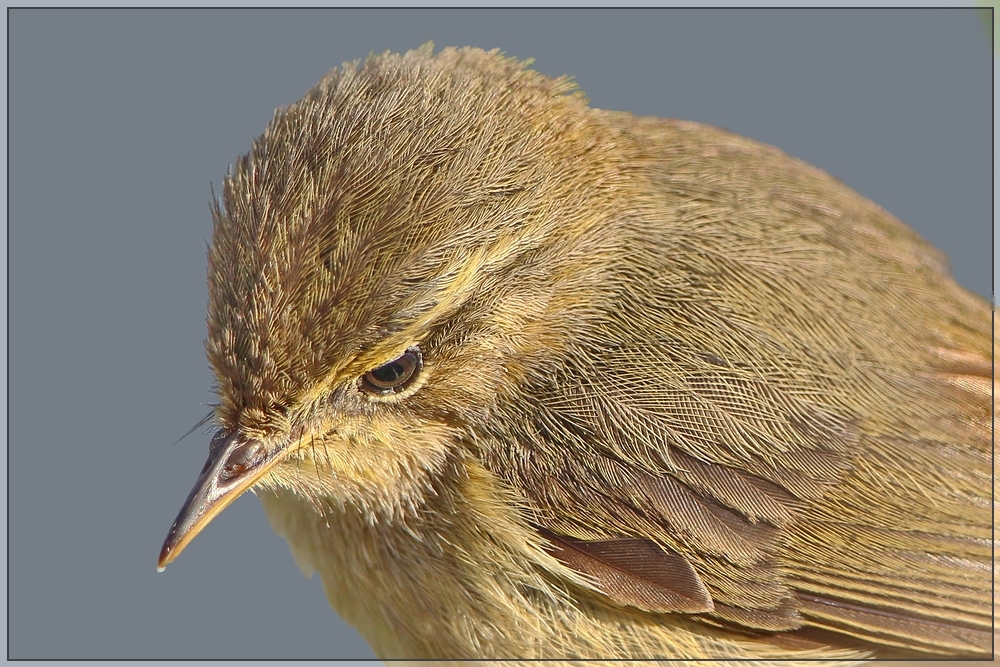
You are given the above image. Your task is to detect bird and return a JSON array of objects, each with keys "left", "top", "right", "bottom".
[{"left": 158, "top": 44, "right": 994, "bottom": 663}]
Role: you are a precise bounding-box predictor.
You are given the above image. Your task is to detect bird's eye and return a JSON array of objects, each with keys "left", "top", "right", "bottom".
[{"left": 360, "top": 347, "right": 423, "bottom": 395}]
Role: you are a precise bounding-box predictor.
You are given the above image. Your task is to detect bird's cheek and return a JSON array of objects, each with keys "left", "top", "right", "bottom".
[{"left": 268, "top": 422, "right": 461, "bottom": 510}]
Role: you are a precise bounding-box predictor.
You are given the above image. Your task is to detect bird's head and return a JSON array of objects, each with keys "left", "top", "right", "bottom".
[{"left": 158, "top": 45, "right": 634, "bottom": 568}]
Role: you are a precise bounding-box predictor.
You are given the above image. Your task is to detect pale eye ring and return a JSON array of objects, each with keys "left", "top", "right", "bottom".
[{"left": 360, "top": 347, "right": 423, "bottom": 395}]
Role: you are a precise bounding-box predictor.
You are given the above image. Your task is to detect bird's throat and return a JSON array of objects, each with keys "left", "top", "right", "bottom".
[{"left": 257, "top": 457, "right": 557, "bottom": 659}]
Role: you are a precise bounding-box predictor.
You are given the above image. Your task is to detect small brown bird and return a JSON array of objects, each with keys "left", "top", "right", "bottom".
[{"left": 158, "top": 45, "right": 993, "bottom": 662}]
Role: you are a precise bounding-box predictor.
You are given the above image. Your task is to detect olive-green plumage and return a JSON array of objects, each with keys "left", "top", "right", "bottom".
[{"left": 161, "top": 45, "right": 993, "bottom": 663}]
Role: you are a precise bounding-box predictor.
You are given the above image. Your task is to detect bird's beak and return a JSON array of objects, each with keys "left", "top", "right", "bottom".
[{"left": 157, "top": 430, "right": 283, "bottom": 571}]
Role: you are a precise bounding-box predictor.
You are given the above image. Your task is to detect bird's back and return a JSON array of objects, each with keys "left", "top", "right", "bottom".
[{"left": 544, "top": 112, "right": 995, "bottom": 656}]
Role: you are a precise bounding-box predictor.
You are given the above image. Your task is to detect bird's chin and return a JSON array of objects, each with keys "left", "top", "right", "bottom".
[{"left": 257, "top": 434, "right": 459, "bottom": 525}]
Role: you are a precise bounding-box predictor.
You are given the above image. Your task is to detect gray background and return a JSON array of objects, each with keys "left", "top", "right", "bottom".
[{"left": 8, "top": 8, "right": 992, "bottom": 661}]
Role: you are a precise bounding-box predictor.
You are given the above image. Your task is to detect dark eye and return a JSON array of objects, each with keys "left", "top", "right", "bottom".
[{"left": 360, "top": 347, "right": 423, "bottom": 395}]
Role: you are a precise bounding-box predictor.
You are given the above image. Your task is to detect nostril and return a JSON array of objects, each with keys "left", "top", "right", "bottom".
[
  {"left": 218, "top": 441, "right": 263, "bottom": 482},
  {"left": 224, "top": 463, "right": 246, "bottom": 476}
]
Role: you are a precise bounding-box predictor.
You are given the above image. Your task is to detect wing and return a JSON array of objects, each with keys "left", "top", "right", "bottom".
[{"left": 478, "top": 117, "right": 993, "bottom": 657}]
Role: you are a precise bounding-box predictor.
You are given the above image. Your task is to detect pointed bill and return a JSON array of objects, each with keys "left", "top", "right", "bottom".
[{"left": 158, "top": 430, "right": 283, "bottom": 570}]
